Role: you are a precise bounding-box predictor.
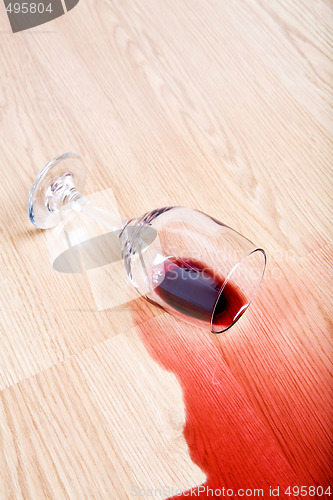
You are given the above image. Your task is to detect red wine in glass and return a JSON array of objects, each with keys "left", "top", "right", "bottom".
[{"left": 154, "top": 258, "right": 247, "bottom": 331}]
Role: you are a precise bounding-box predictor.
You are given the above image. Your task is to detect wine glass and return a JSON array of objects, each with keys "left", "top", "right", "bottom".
[{"left": 27, "top": 152, "right": 266, "bottom": 334}]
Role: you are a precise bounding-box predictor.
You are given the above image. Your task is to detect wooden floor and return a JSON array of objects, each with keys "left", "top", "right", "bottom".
[{"left": 0, "top": 0, "right": 332, "bottom": 498}]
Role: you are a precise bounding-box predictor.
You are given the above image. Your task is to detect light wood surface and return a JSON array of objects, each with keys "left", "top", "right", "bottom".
[{"left": 0, "top": 0, "right": 332, "bottom": 498}]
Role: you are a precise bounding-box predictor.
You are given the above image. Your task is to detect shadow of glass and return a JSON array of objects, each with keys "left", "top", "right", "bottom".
[{"left": 52, "top": 226, "right": 157, "bottom": 273}]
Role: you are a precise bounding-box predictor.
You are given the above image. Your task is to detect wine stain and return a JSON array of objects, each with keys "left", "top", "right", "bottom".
[
  {"left": 132, "top": 254, "right": 332, "bottom": 499},
  {"left": 132, "top": 312, "right": 300, "bottom": 498}
]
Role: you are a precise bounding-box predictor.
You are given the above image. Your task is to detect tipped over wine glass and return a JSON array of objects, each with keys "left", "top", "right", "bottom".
[{"left": 28, "top": 153, "right": 266, "bottom": 333}]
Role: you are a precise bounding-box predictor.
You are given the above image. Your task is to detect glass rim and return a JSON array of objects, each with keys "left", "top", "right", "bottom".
[{"left": 210, "top": 247, "right": 267, "bottom": 334}]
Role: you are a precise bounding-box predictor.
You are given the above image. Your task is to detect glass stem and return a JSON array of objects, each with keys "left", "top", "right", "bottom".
[{"left": 71, "top": 196, "right": 128, "bottom": 233}]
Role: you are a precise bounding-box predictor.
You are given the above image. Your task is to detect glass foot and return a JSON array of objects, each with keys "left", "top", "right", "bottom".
[{"left": 27, "top": 152, "right": 85, "bottom": 229}]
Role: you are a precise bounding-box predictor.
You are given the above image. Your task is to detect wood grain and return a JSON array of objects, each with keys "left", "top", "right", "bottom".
[{"left": 0, "top": 0, "right": 332, "bottom": 498}]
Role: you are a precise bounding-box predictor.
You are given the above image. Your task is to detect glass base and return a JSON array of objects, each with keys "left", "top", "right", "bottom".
[{"left": 27, "top": 152, "right": 85, "bottom": 229}]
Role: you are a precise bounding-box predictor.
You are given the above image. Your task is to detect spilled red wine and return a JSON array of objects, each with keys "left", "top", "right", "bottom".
[{"left": 154, "top": 258, "right": 247, "bottom": 330}]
